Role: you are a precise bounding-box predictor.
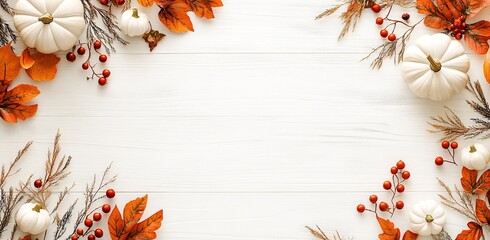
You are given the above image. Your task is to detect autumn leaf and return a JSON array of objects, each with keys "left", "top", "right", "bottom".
[
  {"left": 475, "top": 199, "right": 490, "bottom": 224},
  {"left": 138, "top": 0, "right": 154, "bottom": 7},
  {"left": 157, "top": 1, "right": 194, "bottom": 32},
  {"left": 25, "top": 50, "right": 60, "bottom": 81},
  {"left": 19, "top": 235, "right": 31, "bottom": 240},
  {"left": 455, "top": 222, "right": 483, "bottom": 240},
  {"left": 185, "top": 0, "right": 223, "bottom": 19},
  {"left": 0, "top": 42, "right": 21, "bottom": 81},
  {"left": 401, "top": 230, "right": 417, "bottom": 240},
  {"left": 461, "top": 167, "right": 479, "bottom": 193},
  {"left": 143, "top": 29, "right": 166, "bottom": 52},
  {"left": 108, "top": 195, "right": 164, "bottom": 240},
  {"left": 377, "top": 216, "right": 400, "bottom": 240},
  {"left": 475, "top": 169, "right": 490, "bottom": 194},
  {"left": 20, "top": 48, "right": 35, "bottom": 69}
]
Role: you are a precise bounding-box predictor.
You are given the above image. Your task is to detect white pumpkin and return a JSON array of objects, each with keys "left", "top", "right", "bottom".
[
  {"left": 120, "top": 8, "right": 149, "bottom": 37},
  {"left": 409, "top": 200, "right": 446, "bottom": 236},
  {"left": 461, "top": 143, "right": 490, "bottom": 170},
  {"left": 401, "top": 33, "right": 470, "bottom": 101},
  {"left": 15, "top": 203, "right": 50, "bottom": 235},
  {"left": 13, "top": 0, "right": 85, "bottom": 54}
]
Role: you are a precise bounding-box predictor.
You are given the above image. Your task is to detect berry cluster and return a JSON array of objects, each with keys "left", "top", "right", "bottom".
[
  {"left": 357, "top": 160, "right": 410, "bottom": 215},
  {"left": 448, "top": 16, "right": 467, "bottom": 40},
  {"left": 66, "top": 40, "right": 111, "bottom": 86},
  {"left": 99, "top": 0, "right": 125, "bottom": 6},
  {"left": 434, "top": 140, "right": 458, "bottom": 166},
  {"left": 371, "top": 4, "right": 411, "bottom": 42}
]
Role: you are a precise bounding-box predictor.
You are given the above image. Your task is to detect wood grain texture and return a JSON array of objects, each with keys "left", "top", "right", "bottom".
[{"left": 1, "top": 0, "right": 488, "bottom": 239}]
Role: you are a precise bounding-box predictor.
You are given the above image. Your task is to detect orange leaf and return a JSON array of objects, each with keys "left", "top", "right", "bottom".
[
  {"left": 0, "top": 80, "right": 40, "bottom": 123},
  {"left": 0, "top": 42, "right": 21, "bottom": 82},
  {"left": 138, "top": 0, "right": 154, "bottom": 7},
  {"left": 108, "top": 206, "right": 125, "bottom": 240},
  {"left": 25, "top": 50, "right": 60, "bottom": 81},
  {"left": 456, "top": 222, "right": 483, "bottom": 240},
  {"left": 20, "top": 48, "right": 35, "bottom": 70},
  {"left": 416, "top": 0, "right": 451, "bottom": 29},
  {"left": 475, "top": 169, "right": 490, "bottom": 194},
  {"left": 467, "top": 0, "right": 490, "bottom": 18},
  {"left": 468, "top": 21, "right": 490, "bottom": 37},
  {"left": 377, "top": 216, "right": 400, "bottom": 240},
  {"left": 484, "top": 53, "right": 490, "bottom": 84},
  {"left": 461, "top": 167, "right": 479, "bottom": 193},
  {"left": 128, "top": 210, "right": 163, "bottom": 239},
  {"left": 158, "top": 1, "right": 194, "bottom": 32},
  {"left": 402, "top": 230, "right": 417, "bottom": 240},
  {"left": 123, "top": 194, "right": 148, "bottom": 231},
  {"left": 475, "top": 199, "right": 490, "bottom": 224},
  {"left": 19, "top": 235, "right": 31, "bottom": 240},
  {"left": 185, "top": 0, "right": 222, "bottom": 18}
]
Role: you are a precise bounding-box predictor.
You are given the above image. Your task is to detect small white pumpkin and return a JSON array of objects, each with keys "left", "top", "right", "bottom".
[
  {"left": 401, "top": 33, "right": 470, "bottom": 101},
  {"left": 461, "top": 143, "right": 490, "bottom": 170},
  {"left": 13, "top": 0, "right": 86, "bottom": 54},
  {"left": 409, "top": 200, "right": 446, "bottom": 236},
  {"left": 16, "top": 203, "right": 50, "bottom": 235},
  {"left": 120, "top": 8, "right": 150, "bottom": 37}
]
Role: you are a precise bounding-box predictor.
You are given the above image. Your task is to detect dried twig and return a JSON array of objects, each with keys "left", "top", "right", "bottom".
[
  {"left": 429, "top": 81, "right": 490, "bottom": 140},
  {"left": 0, "top": 0, "right": 16, "bottom": 46},
  {"left": 306, "top": 226, "right": 349, "bottom": 240},
  {"left": 437, "top": 178, "right": 478, "bottom": 222}
]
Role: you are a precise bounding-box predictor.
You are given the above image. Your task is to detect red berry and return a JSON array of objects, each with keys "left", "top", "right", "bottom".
[
  {"left": 371, "top": 4, "right": 381, "bottom": 13},
  {"left": 99, "top": 54, "right": 108, "bottom": 62},
  {"left": 117, "top": 0, "right": 125, "bottom": 4},
  {"left": 435, "top": 156, "right": 444, "bottom": 166},
  {"left": 76, "top": 228, "right": 84, "bottom": 235},
  {"left": 94, "top": 40, "right": 102, "bottom": 49},
  {"left": 93, "top": 212, "right": 102, "bottom": 221},
  {"left": 454, "top": 19, "right": 461, "bottom": 28},
  {"left": 106, "top": 189, "right": 116, "bottom": 198},
  {"left": 451, "top": 141, "right": 458, "bottom": 149},
  {"left": 380, "top": 29, "right": 388, "bottom": 38},
  {"left": 102, "top": 204, "right": 111, "bottom": 213},
  {"left": 66, "top": 52, "right": 76, "bottom": 62},
  {"left": 396, "top": 200, "right": 404, "bottom": 209},
  {"left": 396, "top": 160, "right": 405, "bottom": 169},
  {"left": 402, "top": 13, "right": 410, "bottom": 20},
  {"left": 102, "top": 69, "right": 111, "bottom": 78},
  {"left": 98, "top": 77, "right": 107, "bottom": 86},
  {"left": 379, "top": 202, "right": 389, "bottom": 211},
  {"left": 357, "top": 204, "right": 365, "bottom": 213},
  {"left": 455, "top": 33, "right": 462, "bottom": 40},
  {"left": 441, "top": 140, "right": 450, "bottom": 149},
  {"left": 88, "top": 234, "right": 96, "bottom": 240},
  {"left": 82, "top": 62, "right": 89, "bottom": 70},
  {"left": 369, "top": 194, "right": 378, "bottom": 203},
  {"left": 462, "top": 22, "right": 467, "bottom": 29},
  {"left": 376, "top": 17, "right": 384, "bottom": 25},
  {"left": 387, "top": 33, "right": 396, "bottom": 42},
  {"left": 390, "top": 166, "right": 398, "bottom": 174},
  {"left": 95, "top": 229, "right": 103, "bottom": 238},
  {"left": 71, "top": 235, "right": 78, "bottom": 240},
  {"left": 383, "top": 180, "right": 392, "bottom": 190},
  {"left": 77, "top": 47, "right": 86, "bottom": 55},
  {"left": 34, "top": 179, "right": 42, "bottom": 188},
  {"left": 396, "top": 184, "right": 405, "bottom": 193},
  {"left": 99, "top": 0, "right": 108, "bottom": 5},
  {"left": 84, "top": 218, "right": 93, "bottom": 227},
  {"left": 401, "top": 171, "right": 410, "bottom": 180}
]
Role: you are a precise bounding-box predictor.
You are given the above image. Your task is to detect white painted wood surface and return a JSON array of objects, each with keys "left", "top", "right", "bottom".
[{"left": 1, "top": 0, "right": 490, "bottom": 239}]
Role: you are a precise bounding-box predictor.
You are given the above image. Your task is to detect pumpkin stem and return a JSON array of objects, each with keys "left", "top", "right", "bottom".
[
  {"left": 425, "top": 214, "right": 434, "bottom": 223},
  {"left": 426, "top": 55, "right": 442, "bottom": 72},
  {"left": 38, "top": 12, "right": 53, "bottom": 24},
  {"left": 132, "top": 8, "right": 140, "bottom": 18},
  {"left": 470, "top": 145, "right": 477, "bottom": 153},
  {"left": 32, "top": 204, "right": 42, "bottom": 212}
]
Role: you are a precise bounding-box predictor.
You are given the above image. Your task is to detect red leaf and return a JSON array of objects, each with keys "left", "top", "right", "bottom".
[
  {"left": 402, "top": 230, "right": 418, "bottom": 240},
  {"left": 475, "top": 169, "right": 490, "bottom": 194},
  {"left": 461, "top": 167, "right": 479, "bottom": 193},
  {"left": 377, "top": 216, "right": 401, "bottom": 240},
  {"left": 456, "top": 222, "right": 483, "bottom": 240},
  {"left": 475, "top": 199, "right": 490, "bottom": 224}
]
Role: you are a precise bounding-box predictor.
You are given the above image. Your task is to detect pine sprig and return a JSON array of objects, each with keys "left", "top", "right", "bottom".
[
  {"left": 81, "top": 0, "right": 128, "bottom": 53},
  {"left": 428, "top": 81, "right": 490, "bottom": 140},
  {"left": 0, "top": 0, "right": 16, "bottom": 46}
]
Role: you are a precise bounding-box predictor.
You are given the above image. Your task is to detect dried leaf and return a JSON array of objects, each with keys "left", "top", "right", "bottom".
[
  {"left": 185, "top": 0, "right": 223, "bottom": 18},
  {"left": 377, "top": 216, "right": 400, "bottom": 240},
  {"left": 108, "top": 205, "right": 125, "bottom": 240},
  {"left": 19, "top": 235, "right": 31, "bottom": 240},
  {"left": 20, "top": 48, "right": 34, "bottom": 70},
  {"left": 143, "top": 29, "right": 166, "bottom": 52},
  {"left": 455, "top": 222, "right": 483, "bottom": 240},
  {"left": 401, "top": 230, "right": 417, "bottom": 240},
  {"left": 0, "top": 42, "right": 21, "bottom": 81},
  {"left": 128, "top": 210, "right": 163, "bottom": 239},
  {"left": 475, "top": 169, "right": 490, "bottom": 194},
  {"left": 157, "top": 1, "right": 194, "bottom": 32},
  {"left": 461, "top": 167, "right": 478, "bottom": 194},
  {"left": 138, "top": 0, "right": 154, "bottom": 7},
  {"left": 25, "top": 50, "right": 60, "bottom": 81},
  {"left": 475, "top": 199, "right": 490, "bottom": 224}
]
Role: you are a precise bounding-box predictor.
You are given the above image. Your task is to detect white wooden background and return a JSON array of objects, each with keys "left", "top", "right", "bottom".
[{"left": 2, "top": 0, "right": 490, "bottom": 239}]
